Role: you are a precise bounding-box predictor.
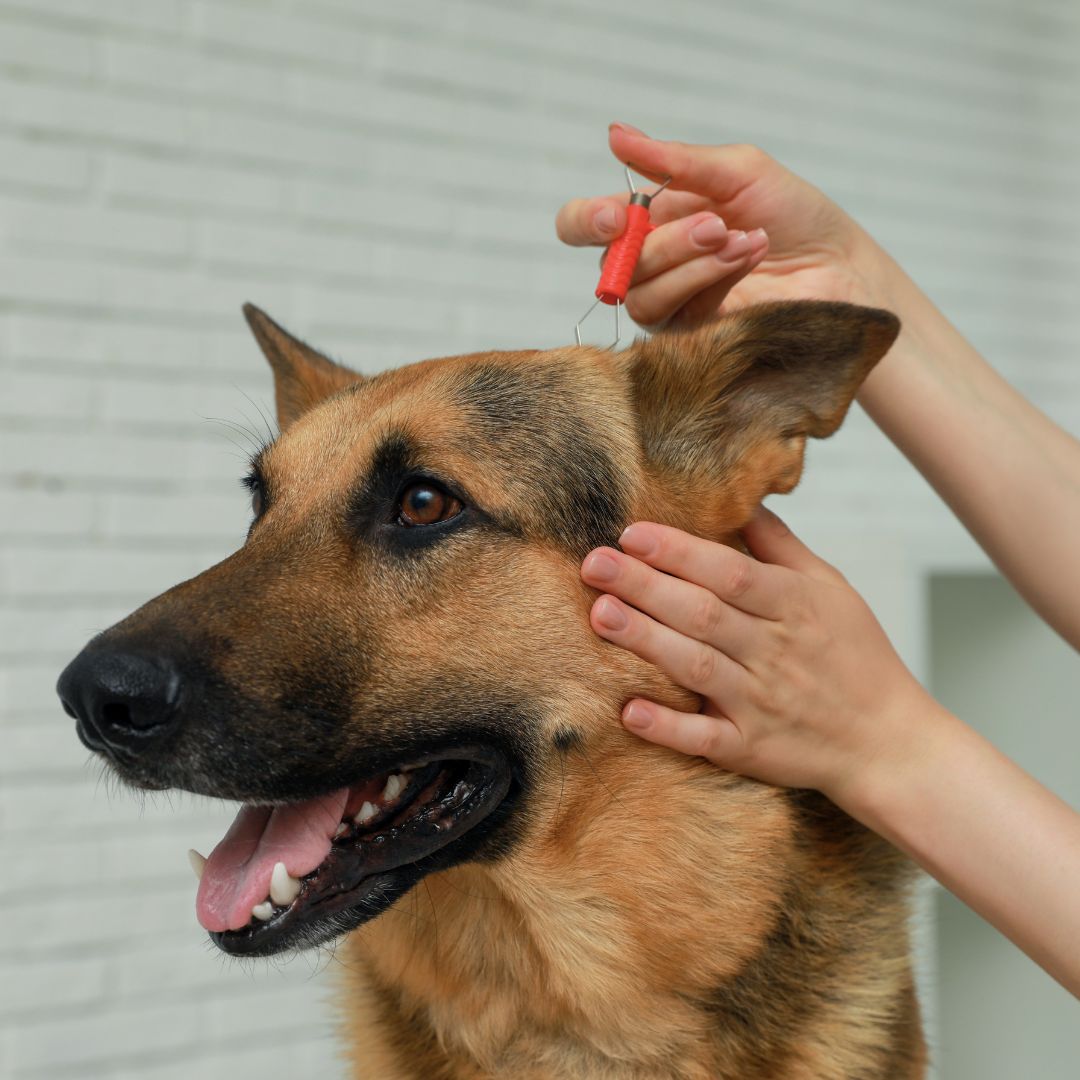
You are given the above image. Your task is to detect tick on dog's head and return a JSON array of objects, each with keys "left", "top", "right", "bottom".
[{"left": 56, "top": 300, "right": 898, "bottom": 957}]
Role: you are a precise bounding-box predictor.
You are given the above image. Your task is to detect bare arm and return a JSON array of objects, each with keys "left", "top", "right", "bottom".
[
  {"left": 856, "top": 242, "right": 1080, "bottom": 648},
  {"left": 847, "top": 691, "right": 1080, "bottom": 997}
]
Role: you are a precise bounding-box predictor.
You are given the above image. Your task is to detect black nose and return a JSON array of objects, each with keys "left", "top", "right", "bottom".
[{"left": 57, "top": 648, "right": 182, "bottom": 754}]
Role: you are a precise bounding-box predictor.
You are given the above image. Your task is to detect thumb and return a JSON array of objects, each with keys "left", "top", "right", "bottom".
[{"left": 741, "top": 506, "right": 840, "bottom": 582}]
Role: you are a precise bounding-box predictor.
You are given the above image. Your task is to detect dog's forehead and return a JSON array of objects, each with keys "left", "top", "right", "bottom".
[{"left": 263, "top": 347, "right": 638, "bottom": 554}]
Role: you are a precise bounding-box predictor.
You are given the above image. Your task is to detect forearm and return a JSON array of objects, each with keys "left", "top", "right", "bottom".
[
  {"left": 838, "top": 699, "right": 1080, "bottom": 998},
  {"left": 854, "top": 239, "right": 1080, "bottom": 649}
]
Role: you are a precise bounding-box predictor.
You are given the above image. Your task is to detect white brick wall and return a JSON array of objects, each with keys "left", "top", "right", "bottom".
[{"left": 1, "top": 1, "right": 1077, "bottom": 1077}]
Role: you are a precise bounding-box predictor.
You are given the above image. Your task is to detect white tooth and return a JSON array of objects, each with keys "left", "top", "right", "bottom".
[
  {"left": 251, "top": 901, "right": 274, "bottom": 922},
  {"left": 269, "top": 861, "right": 302, "bottom": 906},
  {"left": 188, "top": 849, "right": 206, "bottom": 881},
  {"left": 333, "top": 822, "right": 348, "bottom": 839},
  {"left": 383, "top": 773, "right": 406, "bottom": 801},
  {"left": 354, "top": 800, "right": 378, "bottom": 825}
]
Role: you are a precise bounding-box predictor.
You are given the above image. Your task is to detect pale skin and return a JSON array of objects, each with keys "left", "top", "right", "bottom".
[{"left": 557, "top": 124, "right": 1080, "bottom": 998}]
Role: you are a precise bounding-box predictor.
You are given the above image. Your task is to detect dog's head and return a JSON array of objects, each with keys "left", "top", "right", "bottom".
[{"left": 57, "top": 301, "right": 898, "bottom": 958}]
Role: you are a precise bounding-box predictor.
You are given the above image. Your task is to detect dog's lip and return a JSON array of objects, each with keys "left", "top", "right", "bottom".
[{"left": 205, "top": 745, "right": 513, "bottom": 957}]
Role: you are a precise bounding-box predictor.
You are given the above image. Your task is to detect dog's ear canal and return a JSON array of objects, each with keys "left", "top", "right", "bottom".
[
  {"left": 623, "top": 301, "right": 900, "bottom": 521},
  {"left": 242, "top": 303, "right": 362, "bottom": 430}
]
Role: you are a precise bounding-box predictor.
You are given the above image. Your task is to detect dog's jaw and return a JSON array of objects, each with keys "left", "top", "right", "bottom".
[
  {"left": 340, "top": 732, "right": 924, "bottom": 1079},
  {"left": 191, "top": 747, "right": 519, "bottom": 957}
]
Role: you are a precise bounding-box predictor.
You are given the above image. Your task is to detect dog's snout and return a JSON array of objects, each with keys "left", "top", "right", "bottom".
[{"left": 57, "top": 648, "right": 182, "bottom": 754}]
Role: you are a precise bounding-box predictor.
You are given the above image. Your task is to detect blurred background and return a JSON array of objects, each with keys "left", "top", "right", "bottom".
[{"left": 1, "top": 0, "right": 1077, "bottom": 1076}]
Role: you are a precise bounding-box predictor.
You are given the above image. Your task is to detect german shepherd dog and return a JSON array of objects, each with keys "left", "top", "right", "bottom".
[{"left": 58, "top": 300, "right": 926, "bottom": 1079}]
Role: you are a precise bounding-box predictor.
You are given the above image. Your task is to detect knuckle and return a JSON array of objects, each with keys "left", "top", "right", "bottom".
[
  {"left": 686, "top": 645, "right": 718, "bottom": 689},
  {"left": 687, "top": 595, "right": 722, "bottom": 640},
  {"left": 728, "top": 142, "right": 772, "bottom": 171},
  {"left": 769, "top": 625, "right": 795, "bottom": 662},
  {"left": 698, "top": 727, "right": 727, "bottom": 761},
  {"left": 725, "top": 558, "right": 754, "bottom": 598}
]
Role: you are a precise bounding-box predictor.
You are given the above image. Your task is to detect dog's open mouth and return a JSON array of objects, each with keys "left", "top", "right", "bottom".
[{"left": 194, "top": 747, "right": 512, "bottom": 956}]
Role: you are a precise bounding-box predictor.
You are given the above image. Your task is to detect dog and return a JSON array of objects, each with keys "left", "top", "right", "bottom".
[{"left": 58, "top": 299, "right": 925, "bottom": 1079}]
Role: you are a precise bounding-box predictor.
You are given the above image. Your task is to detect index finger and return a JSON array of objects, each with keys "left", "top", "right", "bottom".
[
  {"left": 609, "top": 124, "right": 772, "bottom": 206},
  {"left": 555, "top": 190, "right": 712, "bottom": 247},
  {"left": 616, "top": 521, "right": 792, "bottom": 620}
]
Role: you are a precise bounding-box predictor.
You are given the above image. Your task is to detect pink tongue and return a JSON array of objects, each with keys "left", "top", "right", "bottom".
[{"left": 196, "top": 788, "right": 349, "bottom": 932}]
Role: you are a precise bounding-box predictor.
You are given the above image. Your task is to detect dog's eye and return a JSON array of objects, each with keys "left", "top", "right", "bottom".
[
  {"left": 396, "top": 482, "right": 462, "bottom": 527},
  {"left": 242, "top": 469, "right": 266, "bottom": 522}
]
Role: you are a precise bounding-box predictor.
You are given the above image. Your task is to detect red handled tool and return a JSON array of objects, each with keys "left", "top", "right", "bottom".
[{"left": 574, "top": 165, "right": 671, "bottom": 347}]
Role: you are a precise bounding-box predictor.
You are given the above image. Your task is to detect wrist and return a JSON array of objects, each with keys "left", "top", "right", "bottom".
[{"left": 824, "top": 684, "right": 958, "bottom": 834}]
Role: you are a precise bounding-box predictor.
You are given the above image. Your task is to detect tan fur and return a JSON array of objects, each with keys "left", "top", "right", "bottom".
[{"left": 70, "top": 301, "right": 923, "bottom": 1078}]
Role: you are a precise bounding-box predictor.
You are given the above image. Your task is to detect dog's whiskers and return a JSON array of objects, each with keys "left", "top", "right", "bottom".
[
  {"left": 201, "top": 415, "right": 267, "bottom": 455},
  {"left": 577, "top": 743, "right": 631, "bottom": 816},
  {"left": 235, "top": 387, "right": 279, "bottom": 449}
]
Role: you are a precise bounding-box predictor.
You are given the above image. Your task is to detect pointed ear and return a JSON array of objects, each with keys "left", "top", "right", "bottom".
[
  {"left": 242, "top": 303, "right": 362, "bottom": 430},
  {"left": 624, "top": 301, "right": 900, "bottom": 521}
]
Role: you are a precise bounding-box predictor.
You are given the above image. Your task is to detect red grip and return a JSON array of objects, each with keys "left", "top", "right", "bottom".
[{"left": 596, "top": 203, "right": 651, "bottom": 305}]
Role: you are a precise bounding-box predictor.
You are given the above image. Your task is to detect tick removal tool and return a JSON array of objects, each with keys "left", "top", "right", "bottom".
[{"left": 574, "top": 164, "right": 671, "bottom": 348}]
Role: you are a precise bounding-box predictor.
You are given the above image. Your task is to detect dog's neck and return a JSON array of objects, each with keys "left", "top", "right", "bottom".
[{"left": 339, "top": 735, "right": 925, "bottom": 1079}]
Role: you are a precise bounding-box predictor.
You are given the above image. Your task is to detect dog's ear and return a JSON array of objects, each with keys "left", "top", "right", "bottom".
[
  {"left": 623, "top": 301, "right": 899, "bottom": 524},
  {"left": 242, "top": 303, "right": 362, "bottom": 430}
]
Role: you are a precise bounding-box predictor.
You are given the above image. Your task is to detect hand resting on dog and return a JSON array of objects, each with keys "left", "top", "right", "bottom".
[{"left": 561, "top": 126, "right": 1080, "bottom": 999}]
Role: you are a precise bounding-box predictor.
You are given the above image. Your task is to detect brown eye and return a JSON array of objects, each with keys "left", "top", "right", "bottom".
[{"left": 397, "top": 482, "right": 462, "bottom": 527}]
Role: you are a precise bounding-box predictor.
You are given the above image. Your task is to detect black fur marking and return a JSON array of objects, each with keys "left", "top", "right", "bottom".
[
  {"left": 82, "top": 606, "right": 540, "bottom": 813},
  {"left": 553, "top": 727, "right": 583, "bottom": 753},
  {"left": 347, "top": 432, "right": 418, "bottom": 527},
  {"left": 346, "top": 432, "right": 486, "bottom": 553},
  {"left": 696, "top": 888, "right": 855, "bottom": 1080},
  {"left": 698, "top": 790, "right": 915, "bottom": 1078},
  {"left": 455, "top": 363, "right": 629, "bottom": 556}
]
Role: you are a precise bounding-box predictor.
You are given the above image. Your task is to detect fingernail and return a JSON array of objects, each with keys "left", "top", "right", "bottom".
[
  {"left": 689, "top": 215, "right": 727, "bottom": 248},
  {"left": 610, "top": 121, "right": 646, "bottom": 137},
  {"left": 594, "top": 597, "right": 628, "bottom": 632},
  {"left": 593, "top": 205, "right": 618, "bottom": 236},
  {"left": 748, "top": 227, "right": 768, "bottom": 250},
  {"left": 583, "top": 551, "right": 619, "bottom": 583},
  {"left": 718, "top": 231, "right": 751, "bottom": 260},
  {"left": 618, "top": 523, "right": 657, "bottom": 557},
  {"left": 623, "top": 700, "right": 654, "bottom": 731}
]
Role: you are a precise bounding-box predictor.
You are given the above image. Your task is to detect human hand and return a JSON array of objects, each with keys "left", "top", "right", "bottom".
[
  {"left": 579, "top": 507, "right": 935, "bottom": 808},
  {"left": 556, "top": 123, "right": 892, "bottom": 330}
]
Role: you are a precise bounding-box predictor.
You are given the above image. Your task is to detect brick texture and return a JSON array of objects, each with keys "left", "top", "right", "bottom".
[{"left": 1, "top": 0, "right": 1078, "bottom": 1077}]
